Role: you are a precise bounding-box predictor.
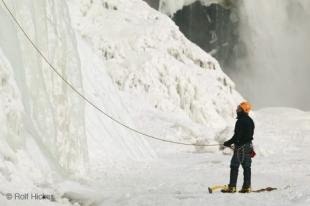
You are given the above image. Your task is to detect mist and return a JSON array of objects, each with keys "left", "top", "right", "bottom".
[
  {"left": 229, "top": 0, "right": 310, "bottom": 110},
  {"left": 151, "top": 0, "right": 310, "bottom": 110}
]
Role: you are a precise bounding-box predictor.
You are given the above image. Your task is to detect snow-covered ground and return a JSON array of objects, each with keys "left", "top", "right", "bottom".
[
  {"left": 81, "top": 108, "right": 310, "bottom": 206},
  {"left": 0, "top": 0, "right": 309, "bottom": 205},
  {"left": 1, "top": 107, "right": 310, "bottom": 205}
]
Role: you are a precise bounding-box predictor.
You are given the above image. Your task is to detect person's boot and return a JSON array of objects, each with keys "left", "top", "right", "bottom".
[
  {"left": 239, "top": 186, "right": 251, "bottom": 193},
  {"left": 221, "top": 185, "right": 237, "bottom": 193}
]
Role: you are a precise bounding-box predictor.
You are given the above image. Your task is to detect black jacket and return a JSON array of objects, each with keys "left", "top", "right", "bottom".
[{"left": 225, "top": 112, "right": 255, "bottom": 146}]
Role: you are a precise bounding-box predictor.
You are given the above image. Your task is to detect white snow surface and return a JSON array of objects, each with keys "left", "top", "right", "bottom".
[
  {"left": 1, "top": 0, "right": 309, "bottom": 205},
  {"left": 159, "top": 0, "right": 227, "bottom": 16},
  {"left": 72, "top": 108, "right": 310, "bottom": 206},
  {"left": 68, "top": 0, "right": 241, "bottom": 153}
]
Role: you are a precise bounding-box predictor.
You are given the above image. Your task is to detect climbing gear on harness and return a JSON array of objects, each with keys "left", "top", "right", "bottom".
[
  {"left": 235, "top": 145, "right": 246, "bottom": 164},
  {"left": 234, "top": 144, "right": 255, "bottom": 162}
]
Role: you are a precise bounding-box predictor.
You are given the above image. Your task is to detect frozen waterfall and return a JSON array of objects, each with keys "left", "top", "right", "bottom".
[
  {"left": 233, "top": 0, "right": 310, "bottom": 110},
  {"left": 157, "top": 0, "right": 310, "bottom": 110},
  {"left": 0, "top": 0, "right": 88, "bottom": 175}
]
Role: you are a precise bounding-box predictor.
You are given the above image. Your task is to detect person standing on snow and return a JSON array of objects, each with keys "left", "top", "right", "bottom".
[{"left": 221, "top": 102, "right": 255, "bottom": 193}]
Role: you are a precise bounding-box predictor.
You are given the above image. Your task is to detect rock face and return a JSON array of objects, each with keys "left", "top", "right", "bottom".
[{"left": 172, "top": 2, "right": 238, "bottom": 70}]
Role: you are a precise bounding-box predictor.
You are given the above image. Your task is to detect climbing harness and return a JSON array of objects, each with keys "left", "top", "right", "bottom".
[{"left": 235, "top": 145, "right": 246, "bottom": 164}]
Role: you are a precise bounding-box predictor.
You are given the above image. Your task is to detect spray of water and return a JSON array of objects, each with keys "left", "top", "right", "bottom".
[{"left": 231, "top": 0, "right": 310, "bottom": 110}]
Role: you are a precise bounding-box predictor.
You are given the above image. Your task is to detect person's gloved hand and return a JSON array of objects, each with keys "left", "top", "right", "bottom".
[
  {"left": 223, "top": 141, "right": 231, "bottom": 147},
  {"left": 250, "top": 149, "right": 256, "bottom": 158}
]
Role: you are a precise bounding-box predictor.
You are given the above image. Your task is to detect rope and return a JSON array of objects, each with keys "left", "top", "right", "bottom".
[{"left": 1, "top": 0, "right": 223, "bottom": 147}]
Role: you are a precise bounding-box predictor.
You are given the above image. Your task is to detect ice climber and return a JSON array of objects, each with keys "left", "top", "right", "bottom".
[{"left": 221, "top": 102, "right": 255, "bottom": 193}]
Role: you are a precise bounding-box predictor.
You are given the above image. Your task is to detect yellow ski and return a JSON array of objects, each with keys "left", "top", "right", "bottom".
[
  {"left": 208, "top": 185, "right": 227, "bottom": 193},
  {"left": 208, "top": 185, "right": 277, "bottom": 193}
]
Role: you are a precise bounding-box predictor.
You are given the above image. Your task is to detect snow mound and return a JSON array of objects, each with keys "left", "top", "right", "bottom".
[
  {"left": 69, "top": 0, "right": 242, "bottom": 152},
  {"left": 159, "top": 0, "right": 229, "bottom": 16}
]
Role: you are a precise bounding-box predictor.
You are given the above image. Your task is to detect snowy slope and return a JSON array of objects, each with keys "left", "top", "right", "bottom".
[
  {"left": 68, "top": 0, "right": 242, "bottom": 152},
  {"left": 77, "top": 37, "right": 155, "bottom": 168}
]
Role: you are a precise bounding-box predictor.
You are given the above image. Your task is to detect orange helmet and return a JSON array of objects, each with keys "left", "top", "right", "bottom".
[{"left": 239, "top": 102, "right": 252, "bottom": 113}]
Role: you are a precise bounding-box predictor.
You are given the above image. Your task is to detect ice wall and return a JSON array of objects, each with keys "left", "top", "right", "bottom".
[
  {"left": 0, "top": 0, "right": 157, "bottom": 185},
  {"left": 0, "top": 0, "right": 87, "bottom": 176}
]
